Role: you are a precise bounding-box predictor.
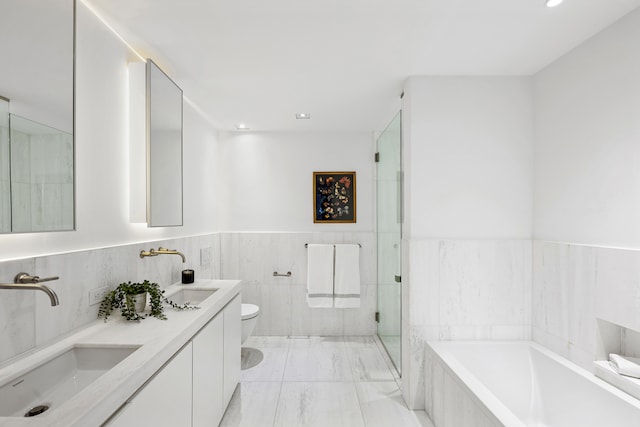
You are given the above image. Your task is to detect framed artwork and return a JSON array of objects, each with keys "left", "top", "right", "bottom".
[{"left": 313, "top": 171, "right": 356, "bottom": 223}]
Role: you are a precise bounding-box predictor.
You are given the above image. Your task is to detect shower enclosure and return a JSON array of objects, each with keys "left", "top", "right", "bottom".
[{"left": 376, "top": 111, "right": 402, "bottom": 373}]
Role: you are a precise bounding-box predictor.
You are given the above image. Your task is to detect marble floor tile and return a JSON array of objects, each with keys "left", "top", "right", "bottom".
[
  {"left": 274, "top": 382, "right": 365, "bottom": 427},
  {"left": 284, "top": 347, "right": 353, "bottom": 381},
  {"left": 241, "top": 347, "right": 289, "bottom": 381},
  {"left": 347, "top": 345, "right": 395, "bottom": 381},
  {"left": 220, "top": 381, "right": 282, "bottom": 427},
  {"left": 283, "top": 339, "right": 353, "bottom": 381},
  {"left": 244, "top": 335, "right": 291, "bottom": 349},
  {"left": 355, "top": 381, "right": 433, "bottom": 427},
  {"left": 223, "top": 336, "right": 429, "bottom": 427},
  {"left": 288, "top": 335, "right": 346, "bottom": 349}
]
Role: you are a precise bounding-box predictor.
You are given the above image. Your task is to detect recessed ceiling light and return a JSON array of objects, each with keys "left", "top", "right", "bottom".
[
  {"left": 296, "top": 113, "right": 311, "bottom": 119},
  {"left": 545, "top": 0, "right": 563, "bottom": 7},
  {"left": 236, "top": 123, "right": 250, "bottom": 130}
]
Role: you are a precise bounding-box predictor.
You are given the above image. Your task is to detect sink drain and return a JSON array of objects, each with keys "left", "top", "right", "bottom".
[{"left": 24, "top": 405, "right": 50, "bottom": 417}]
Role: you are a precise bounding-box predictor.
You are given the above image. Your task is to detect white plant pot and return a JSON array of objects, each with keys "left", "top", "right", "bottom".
[{"left": 129, "top": 292, "right": 147, "bottom": 313}]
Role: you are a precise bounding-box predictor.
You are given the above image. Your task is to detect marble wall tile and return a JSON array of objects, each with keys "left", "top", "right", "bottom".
[
  {"left": 409, "top": 239, "right": 531, "bottom": 338},
  {"left": 289, "top": 232, "right": 314, "bottom": 282},
  {"left": 34, "top": 245, "right": 137, "bottom": 346},
  {"left": 409, "top": 240, "right": 439, "bottom": 327},
  {"left": 568, "top": 245, "right": 597, "bottom": 361},
  {"left": 254, "top": 285, "right": 292, "bottom": 336},
  {"left": 532, "top": 241, "right": 601, "bottom": 370},
  {"left": 0, "top": 259, "right": 36, "bottom": 364},
  {"left": 522, "top": 241, "right": 533, "bottom": 336},
  {"left": 263, "top": 234, "right": 294, "bottom": 286},
  {"left": 344, "top": 231, "right": 377, "bottom": 285},
  {"left": 343, "top": 285, "right": 377, "bottom": 336},
  {"left": 622, "top": 328, "right": 640, "bottom": 358},
  {"left": 405, "top": 325, "right": 427, "bottom": 410},
  {"left": 135, "top": 242, "right": 178, "bottom": 287},
  {"left": 239, "top": 233, "right": 274, "bottom": 285},
  {"left": 0, "top": 233, "right": 220, "bottom": 362},
  {"left": 377, "top": 282, "right": 401, "bottom": 336},
  {"left": 222, "top": 231, "right": 376, "bottom": 337},
  {"left": 211, "top": 233, "right": 222, "bottom": 279},
  {"left": 290, "top": 285, "right": 314, "bottom": 335},
  {"left": 309, "top": 305, "right": 345, "bottom": 337},
  {"left": 439, "top": 240, "right": 528, "bottom": 327},
  {"left": 407, "top": 239, "right": 531, "bottom": 410},
  {"left": 595, "top": 246, "right": 640, "bottom": 333},
  {"left": 220, "top": 232, "right": 240, "bottom": 279},
  {"left": 533, "top": 242, "right": 570, "bottom": 342}
]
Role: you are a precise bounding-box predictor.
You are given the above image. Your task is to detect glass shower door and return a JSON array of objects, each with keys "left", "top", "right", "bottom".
[{"left": 376, "top": 111, "right": 402, "bottom": 373}]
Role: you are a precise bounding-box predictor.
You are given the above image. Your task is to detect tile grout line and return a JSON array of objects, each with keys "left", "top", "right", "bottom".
[
  {"left": 270, "top": 337, "right": 292, "bottom": 426},
  {"left": 342, "top": 338, "right": 368, "bottom": 427}
]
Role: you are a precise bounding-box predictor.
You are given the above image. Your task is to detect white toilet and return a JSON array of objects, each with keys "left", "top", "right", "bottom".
[{"left": 241, "top": 303, "right": 260, "bottom": 344}]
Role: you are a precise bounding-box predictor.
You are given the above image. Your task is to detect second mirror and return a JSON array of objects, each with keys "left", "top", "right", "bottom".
[{"left": 147, "top": 59, "right": 183, "bottom": 227}]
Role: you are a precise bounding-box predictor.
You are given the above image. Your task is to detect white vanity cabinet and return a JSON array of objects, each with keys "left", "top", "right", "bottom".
[
  {"left": 192, "top": 311, "right": 224, "bottom": 426},
  {"left": 223, "top": 295, "right": 241, "bottom": 406},
  {"left": 106, "top": 342, "right": 193, "bottom": 427},
  {"left": 104, "top": 292, "right": 241, "bottom": 427}
]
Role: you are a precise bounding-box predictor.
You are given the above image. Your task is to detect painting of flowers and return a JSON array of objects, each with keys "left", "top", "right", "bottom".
[{"left": 313, "top": 171, "right": 356, "bottom": 223}]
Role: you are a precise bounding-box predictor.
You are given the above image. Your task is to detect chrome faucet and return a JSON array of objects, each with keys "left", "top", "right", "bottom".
[
  {"left": 140, "top": 247, "right": 186, "bottom": 263},
  {"left": 0, "top": 272, "right": 60, "bottom": 306}
]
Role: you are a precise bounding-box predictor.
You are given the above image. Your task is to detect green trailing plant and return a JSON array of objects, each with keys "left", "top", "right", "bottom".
[{"left": 98, "top": 280, "right": 199, "bottom": 322}]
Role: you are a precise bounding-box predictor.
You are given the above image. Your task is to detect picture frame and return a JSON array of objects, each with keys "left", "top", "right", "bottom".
[{"left": 313, "top": 171, "right": 356, "bottom": 223}]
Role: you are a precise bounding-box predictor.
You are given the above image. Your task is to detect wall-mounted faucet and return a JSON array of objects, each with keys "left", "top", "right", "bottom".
[
  {"left": 140, "top": 247, "right": 186, "bottom": 263},
  {"left": 0, "top": 272, "right": 60, "bottom": 306}
]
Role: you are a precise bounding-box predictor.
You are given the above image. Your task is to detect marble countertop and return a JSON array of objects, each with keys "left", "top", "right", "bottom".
[{"left": 0, "top": 279, "right": 242, "bottom": 427}]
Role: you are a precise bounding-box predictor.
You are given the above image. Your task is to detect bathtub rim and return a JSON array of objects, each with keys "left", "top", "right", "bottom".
[
  {"left": 426, "top": 340, "right": 640, "bottom": 427},
  {"left": 425, "top": 341, "right": 524, "bottom": 427}
]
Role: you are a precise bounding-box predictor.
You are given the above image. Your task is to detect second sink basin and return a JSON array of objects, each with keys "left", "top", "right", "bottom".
[
  {"left": 166, "top": 288, "right": 217, "bottom": 305},
  {"left": 0, "top": 345, "right": 140, "bottom": 418}
]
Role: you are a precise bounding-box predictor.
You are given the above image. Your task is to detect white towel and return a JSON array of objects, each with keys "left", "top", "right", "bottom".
[
  {"left": 306, "top": 244, "right": 334, "bottom": 308},
  {"left": 609, "top": 354, "right": 640, "bottom": 379},
  {"left": 334, "top": 244, "right": 360, "bottom": 308}
]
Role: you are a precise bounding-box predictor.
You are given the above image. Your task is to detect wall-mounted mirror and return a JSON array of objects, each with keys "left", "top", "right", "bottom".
[
  {"left": 0, "top": 0, "right": 75, "bottom": 233},
  {"left": 147, "top": 59, "right": 183, "bottom": 227},
  {"left": 0, "top": 97, "right": 9, "bottom": 233}
]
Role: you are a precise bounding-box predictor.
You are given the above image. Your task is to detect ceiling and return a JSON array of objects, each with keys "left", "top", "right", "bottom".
[{"left": 83, "top": 0, "right": 640, "bottom": 132}]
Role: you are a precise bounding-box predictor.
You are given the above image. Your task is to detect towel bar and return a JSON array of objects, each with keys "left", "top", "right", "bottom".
[
  {"left": 273, "top": 271, "right": 292, "bottom": 277},
  {"left": 304, "top": 243, "right": 361, "bottom": 248}
]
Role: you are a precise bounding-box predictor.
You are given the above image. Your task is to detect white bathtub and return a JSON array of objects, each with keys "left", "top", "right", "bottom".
[{"left": 424, "top": 341, "right": 640, "bottom": 427}]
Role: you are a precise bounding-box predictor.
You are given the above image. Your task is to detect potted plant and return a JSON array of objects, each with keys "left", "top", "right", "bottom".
[{"left": 98, "top": 280, "right": 198, "bottom": 322}]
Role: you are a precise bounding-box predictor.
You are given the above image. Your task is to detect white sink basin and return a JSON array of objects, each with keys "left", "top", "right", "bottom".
[
  {"left": 166, "top": 288, "right": 217, "bottom": 305},
  {"left": 0, "top": 345, "right": 139, "bottom": 418}
]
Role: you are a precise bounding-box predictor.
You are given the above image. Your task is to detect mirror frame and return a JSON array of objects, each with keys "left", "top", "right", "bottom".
[{"left": 0, "top": 0, "right": 76, "bottom": 234}]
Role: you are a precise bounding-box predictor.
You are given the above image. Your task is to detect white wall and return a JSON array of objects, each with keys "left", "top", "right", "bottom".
[
  {"left": 404, "top": 76, "right": 533, "bottom": 240},
  {"left": 216, "top": 131, "right": 376, "bottom": 338},
  {"left": 0, "top": 3, "right": 220, "bottom": 261},
  {"left": 532, "top": 9, "right": 640, "bottom": 371},
  {"left": 217, "top": 131, "right": 373, "bottom": 232},
  {"left": 401, "top": 75, "right": 534, "bottom": 409},
  {"left": 534, "top": 8, "right": 640, "bottom": 248}
]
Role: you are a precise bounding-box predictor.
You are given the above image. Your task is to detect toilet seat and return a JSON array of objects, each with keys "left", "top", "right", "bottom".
[{"left": 241, "top": 303, "right": 260, "bottom": 320}]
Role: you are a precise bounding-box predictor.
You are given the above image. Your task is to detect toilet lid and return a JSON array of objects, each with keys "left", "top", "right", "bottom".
[{"left": 242, "top": 303, "right": 260, "bottom": 320}]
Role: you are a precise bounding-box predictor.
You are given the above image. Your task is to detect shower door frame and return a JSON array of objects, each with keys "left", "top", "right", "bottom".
[{"left": 375, "top": 110, "right": 402, "bottom": 376}]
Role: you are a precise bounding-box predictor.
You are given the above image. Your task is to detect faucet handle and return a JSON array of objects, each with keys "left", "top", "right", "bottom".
[{"left": 14, "top": 272, "right": 59, "bottom": 284}]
